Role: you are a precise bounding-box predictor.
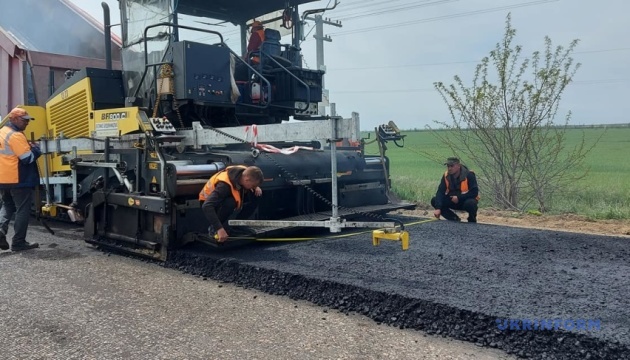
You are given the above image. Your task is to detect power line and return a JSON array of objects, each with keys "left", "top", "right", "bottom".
[
  {"left": 327, "top": 0, "right": 436, "bottom": 18},
  {"left": 334, "top": 88, "right": 435, "bottom": 94},
  {"left": 301, "top": 22, "right": 316, "bottom": 44},
  {"left": 333, "top": 0, "right": 411, "bottom": 9},
  {"left": 326, "top": 48, "right": 630, "bottom": 71},
  {"left": 571, "top": 79, "right": 630, "bottom": 85},
  {"left": 328, "top": 60, "right": 480, "bottom": 71},
  {"left": 328, "top": 0, "right": 559, "bottom": 37},
  {"left": 301, "top": 0, "right": 333, "bottom": 46},
  {"left": 336, "top": 0, "right": 458, "bottom": 21},
  {"left": 192, "top": 1, "right": 546, "bottom": 45},
  {"left": 194, "top": 0, "right": 447, "bottom": 44},
  {"left": 332, "top": 79, "right": 630, "bottom": 94},
  {"left": 575, "top": 47, "right": 630, "bottom": 54}
]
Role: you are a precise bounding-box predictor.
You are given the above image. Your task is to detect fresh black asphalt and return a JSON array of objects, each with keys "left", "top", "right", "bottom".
[
  {"left": 37, "top": 215, "right": 630, "bottom": 359},
  {"left": 162, "top": 216, "right": 630, "bottom": 360}
]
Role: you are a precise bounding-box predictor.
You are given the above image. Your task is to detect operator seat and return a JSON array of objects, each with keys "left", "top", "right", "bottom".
[
  {"left": 261, "top": 28, "right": 282, "bottom": 58},
  {"left": 259, "top": 29, "right": 292, "bottom": 71}
]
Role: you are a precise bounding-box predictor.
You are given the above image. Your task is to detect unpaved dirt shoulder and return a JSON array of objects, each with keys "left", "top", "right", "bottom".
[{"left": 401, "top": 208, "right": 630, "bottom": 238}]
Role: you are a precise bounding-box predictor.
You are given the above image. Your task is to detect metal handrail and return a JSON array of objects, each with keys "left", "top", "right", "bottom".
[
  {"left": 223, "top": 45, "right": 272, "bottom": 109},
  {"left": 142, "top": 22, "right": 224, "bottom": 68},
  {"left": 132, "top": 22, "right": 272, "bottom": 110},
  {"left": 248, "top": 47, "right": 311, "bottom": 112},
  {"left": 133, "top": 22, "right": 224, "bottom": 99}
]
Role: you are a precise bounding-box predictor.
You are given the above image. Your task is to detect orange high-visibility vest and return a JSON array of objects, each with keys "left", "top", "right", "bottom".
[
  {"left": 249, "top": 29, "right": 266, "bottom": 64},
  {"left": 198, "top": 165, "right": 247, "bottom": 208},
  {"left": 443, "top": 171, "right": 480, "bottom": 201},
  {"left": 255, "top": 29, "right": 265, "bottom": 43},
  {"left": 0, "top": 126, "right": 33, "bottom": 184}
]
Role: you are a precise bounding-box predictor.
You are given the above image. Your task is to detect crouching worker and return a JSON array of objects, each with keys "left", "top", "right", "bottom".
[
  {"left": 199, "top": 165, "right": 264, "bottom": 242},
  {"left": 431, "top": 157, "right": 480, "bottom": 223}
]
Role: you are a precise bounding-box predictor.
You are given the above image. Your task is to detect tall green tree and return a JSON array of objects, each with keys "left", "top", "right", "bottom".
[{"left": 432, "top": 13, "right": 596, "bottom": 211}]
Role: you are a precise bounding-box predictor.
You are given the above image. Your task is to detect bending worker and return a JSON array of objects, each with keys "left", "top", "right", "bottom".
[
  {"left": 431, "top": 157, "right": 480, "bottom": 223},
  {"left": 0, "top": 107, "right": 41, "bottom": 251},
  {"left": 199, "top": 165, "right": 264, "bottom": 242}
]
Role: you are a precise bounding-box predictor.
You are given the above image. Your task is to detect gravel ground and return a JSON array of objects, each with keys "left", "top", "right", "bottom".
[{"left": 0, "top": 221, "right": 513, "bottom": 360}]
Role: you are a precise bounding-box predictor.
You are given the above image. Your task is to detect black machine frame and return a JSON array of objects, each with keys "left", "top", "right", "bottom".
[{"left": 31, "top": 0, "right": 412, "bottom": 261}]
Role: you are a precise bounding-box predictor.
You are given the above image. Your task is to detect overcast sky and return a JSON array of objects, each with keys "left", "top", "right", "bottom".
[{"left": 72, "top": 0, "right": 630, "bottom": 130}]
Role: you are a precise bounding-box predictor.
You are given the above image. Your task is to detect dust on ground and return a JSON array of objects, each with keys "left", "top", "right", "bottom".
[{"left": 399, "top": 206, "right": 630, "bottom": 238}]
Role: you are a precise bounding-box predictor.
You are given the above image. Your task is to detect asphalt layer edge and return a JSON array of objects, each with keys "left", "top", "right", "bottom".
[
  {"left": 163, "top": 251, "right": 630, "bottom": 360},
  {"left": 27, "top": 218, "right": 630, "bottom": 360}
]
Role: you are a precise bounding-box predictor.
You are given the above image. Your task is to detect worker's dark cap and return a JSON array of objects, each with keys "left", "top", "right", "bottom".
[
  {"left": 444, "top": 157, "right": 460, "bottom": 165},
  {"left": 8, "top": 107, "right": 34, "bottom": 121}
]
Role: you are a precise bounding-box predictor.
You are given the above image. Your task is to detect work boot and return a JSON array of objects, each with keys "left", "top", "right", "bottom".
[
  {"left": 11, "top": 241, "right": 39, "bottom": 252},
  {"left": 442, "top": 214, "right": 461, "bottom": 222},
  {"left": 439, "top": 209, "right": 461, "bottom": 222},
  {"left": 0, "top": 232, "right": 9, "bottom": 250}
]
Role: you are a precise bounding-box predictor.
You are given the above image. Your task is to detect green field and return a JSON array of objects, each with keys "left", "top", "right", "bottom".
[{"left": 364, "top": 126, "right": 630, "bottom": 220}]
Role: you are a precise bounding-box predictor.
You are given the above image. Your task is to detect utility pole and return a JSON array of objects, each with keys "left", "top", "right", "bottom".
[{"left": 305, "top": 14, "right": 342, "bottom": 116}]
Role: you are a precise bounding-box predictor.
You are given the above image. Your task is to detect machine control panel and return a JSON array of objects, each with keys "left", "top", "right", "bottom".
[
  {"left": 149, "top": 117, "right": 176, "bottom": 133},
  {"left": 196, "top": 82, "right": 225, "bottom": 98},
  {"left": 171, "top": 41, "right": 232, "bottom": 104}
]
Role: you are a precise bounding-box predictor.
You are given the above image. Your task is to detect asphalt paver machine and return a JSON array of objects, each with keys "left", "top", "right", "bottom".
[{"left": 22, "top": 0, "right": 413, "bottom": 259}]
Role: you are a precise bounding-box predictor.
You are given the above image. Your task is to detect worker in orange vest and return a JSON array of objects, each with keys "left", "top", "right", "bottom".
[
  {"left": 199, "top": 165, "right": 264, "bottom": 242},
  {"left": 245, "top": 20, "right": 265, "bottom": 65},
  {"left": 0, "top": 107, "right": 41, "bottom": 251},
  {"left": 431, "top": 157, "right": 480, "bottom": 223}
]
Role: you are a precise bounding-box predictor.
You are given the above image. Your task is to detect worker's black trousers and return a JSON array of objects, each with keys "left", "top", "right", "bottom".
[
  {"left": 203, "top": 192, "right": 259, "bottom": 231},
  {"left": 0, "top": 188, "right": 34, "bottom": 244},
  {"left": 430, "top": 196, "right": 478, "bottom": 221}
]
